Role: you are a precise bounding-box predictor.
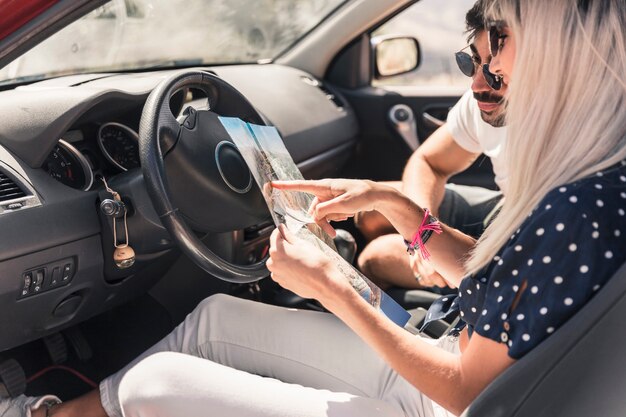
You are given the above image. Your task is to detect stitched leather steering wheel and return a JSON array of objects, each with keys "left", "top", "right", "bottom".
[{"left": 139, "top": 70, "right": 270, "bottom": 283}]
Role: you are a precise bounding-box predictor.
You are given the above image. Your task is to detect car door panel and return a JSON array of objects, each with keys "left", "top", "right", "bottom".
[{"left": 338, "top": 85, "right": 497, "bottom": 190}]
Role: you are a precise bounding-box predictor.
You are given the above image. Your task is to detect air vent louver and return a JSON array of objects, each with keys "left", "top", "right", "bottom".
[
  {"left": 317, "top": 83, "right": 345, "bottom": 110},
  {"left": 0, "top": 172, "right": 26, "bottom": 202},
  {"left": 301, "top": 76, "right": 345, "bottom": 110}
]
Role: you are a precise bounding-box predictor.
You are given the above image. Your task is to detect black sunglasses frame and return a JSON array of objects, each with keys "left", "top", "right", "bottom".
[
  {"left": 454, "top": 50, "right": 502, "bottom": 91},
  {"left": 488, "top": 21, "right": 508, "bottom": 58},
  {"left": 481, "top": 63, "right": 502, "bottom": 91},
  {"left": 454, "top": 49, "right": 476, "bottom": 77}
]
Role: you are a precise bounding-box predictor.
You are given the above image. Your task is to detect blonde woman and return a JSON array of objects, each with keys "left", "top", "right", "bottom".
[
  {"left": 269, "top": 0, "right": 625, "bottom": 414},
  {"left": 25, "top": 1, "right": 625, "bottom": 416}
]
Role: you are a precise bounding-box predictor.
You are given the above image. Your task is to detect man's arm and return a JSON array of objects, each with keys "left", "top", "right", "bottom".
[
  {"left": 355, "top": 125, "right": 482, "bottom": 288},
  {"left": 355, "top": 124, "right": 478, "bottom": 240},
  {"left": 402, "top": 124, "right": 480, "bottom": 217}
]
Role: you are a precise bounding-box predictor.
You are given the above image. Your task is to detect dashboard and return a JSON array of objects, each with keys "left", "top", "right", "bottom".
[
  {"left": 0, "top": 64, "right": 358, "bottom": 351},
  {"left": 41, "top": 89, "right": 193, "bottom": 191},
  {"left": 42, "top": 120, "right": 157, "bottom": 193}
]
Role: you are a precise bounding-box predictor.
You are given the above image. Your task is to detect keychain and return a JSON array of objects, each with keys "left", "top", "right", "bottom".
[{"left": 101, "top": 178, "right": 136, "bottom": 269}]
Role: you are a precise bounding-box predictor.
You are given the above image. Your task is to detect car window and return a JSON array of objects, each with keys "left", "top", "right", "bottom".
[
  {"left": 124, "top": 0, "right": 147, "bottom": 18},
  {"left": 372, "top": 0, "right": 475, "bottom": 88},
  {"left": 0, "top": 0, "right": 346, "bottom": 86}
]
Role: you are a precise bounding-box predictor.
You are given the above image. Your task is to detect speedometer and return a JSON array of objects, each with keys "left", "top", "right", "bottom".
[
  {"left": 44, "top": 140, "right": 94, "bottom": 191},
  {"left": 98, "top": 123, "right": 140, "bottom": 171}
]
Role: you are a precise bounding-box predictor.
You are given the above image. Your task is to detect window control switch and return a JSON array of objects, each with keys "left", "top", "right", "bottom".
[
  {"left": 50, "top": 267, "right": 60, "bottom": 287},
  {"left": 62, "top": 263, "right": 73, "bottom": 282},
  {"left": 32, "top": 269, "right": 44, "bottom": 293},
  {"left": 21, "top": 272, "right": 33, "bottom": 296}
]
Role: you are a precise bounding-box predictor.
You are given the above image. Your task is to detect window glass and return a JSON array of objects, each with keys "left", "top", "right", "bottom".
[
  {"left": 0, "top": 0, "right": 347, "bottom": 85},
  {"left": 124, "top": 0, "right": 146, "bottom": 18},
  {"left": 372, "top": 0, "right": 476, "bottom": 87}
]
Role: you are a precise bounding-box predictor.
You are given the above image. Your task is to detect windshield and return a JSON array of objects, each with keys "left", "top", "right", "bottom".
[{"left": 0, "top": 0, "right": 345, "bottom": 85}]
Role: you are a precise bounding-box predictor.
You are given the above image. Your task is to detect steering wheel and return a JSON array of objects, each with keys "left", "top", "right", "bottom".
[{"left": 138, "top": 70, "right": 270, "bottom": 283}]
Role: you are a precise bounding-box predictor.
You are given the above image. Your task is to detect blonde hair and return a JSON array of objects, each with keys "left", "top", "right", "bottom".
[{"left": 466, "top": 0, "right": 626, "bottom": 274}]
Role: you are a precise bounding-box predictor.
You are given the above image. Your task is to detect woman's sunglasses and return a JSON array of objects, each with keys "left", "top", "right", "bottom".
[
  {"left": 487, "top": 21, "right": 508, "bottom": 58},
  {"left": 454, "top": 48, "right": 502, "bottom": 91}
]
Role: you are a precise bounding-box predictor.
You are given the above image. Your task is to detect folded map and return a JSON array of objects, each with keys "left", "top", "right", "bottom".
[{"left": 219, "top": 116, "right": 410, "bottom": 327}]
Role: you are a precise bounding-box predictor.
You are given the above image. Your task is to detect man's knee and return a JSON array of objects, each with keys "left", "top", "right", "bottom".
[
  {"left": 353, "top": 182, "right": 401, "bottom": 240},
  {"left": 357, "top": 235, "right": 403, "bottom": 282},
  {"left": 357, "top": 239, "right": 381, "bottom": 278},
  {"left": 357, "top": 245, "right": 375, "bottom": 279},
  {"left": 354, "top": 210, "right": 394, "bottom": 241}
]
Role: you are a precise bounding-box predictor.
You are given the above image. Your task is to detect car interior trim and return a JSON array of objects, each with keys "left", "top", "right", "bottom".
[
  {"left": 296, "top": 140, "right": 355, "bottom": 174},
  {"left": 277, "top": 0, "right": 414, "bottom": 77}
]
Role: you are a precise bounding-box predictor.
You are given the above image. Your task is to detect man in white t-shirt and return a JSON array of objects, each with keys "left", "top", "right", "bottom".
[{"left": 356, "top": 2, "right": 507, "bottom": 291}]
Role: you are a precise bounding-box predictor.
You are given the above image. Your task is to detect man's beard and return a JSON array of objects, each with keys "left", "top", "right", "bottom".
[
  {"left": 481, "top": 110, "right": 506, "bottom": 127},
  {"left": 474, "top": 91, "right": 506, "bottom": 127}
]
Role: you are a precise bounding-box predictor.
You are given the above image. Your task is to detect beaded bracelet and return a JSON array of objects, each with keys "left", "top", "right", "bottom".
[{"left": 404, "top": 208, "right": 442, "bottom": 260}]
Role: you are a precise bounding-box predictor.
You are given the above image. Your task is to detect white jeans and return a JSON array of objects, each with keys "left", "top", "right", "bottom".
[{"left": 100, "top": 294, "right": 459, "bottom": 417}]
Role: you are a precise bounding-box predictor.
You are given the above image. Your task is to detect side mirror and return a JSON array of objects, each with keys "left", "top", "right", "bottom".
[{"left": 372, "top": 35, "right": 420, "bottom": 78}]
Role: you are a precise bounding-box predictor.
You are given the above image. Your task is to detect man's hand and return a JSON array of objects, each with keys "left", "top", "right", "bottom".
[{"left": 410, "top": 255, "right": 451, "bottom": 288}]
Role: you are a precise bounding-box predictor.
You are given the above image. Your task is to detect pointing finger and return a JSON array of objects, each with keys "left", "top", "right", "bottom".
[{"left": 271, "top": 180, "right": 329, "bottom": 195}]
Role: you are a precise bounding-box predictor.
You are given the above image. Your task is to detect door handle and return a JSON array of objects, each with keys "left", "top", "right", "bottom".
[
  {"left": 422, "top": 112, "right": 445, "bottom": 129},
  {"left": 388, "top": 104, "right": 420, "bottom": 151}
]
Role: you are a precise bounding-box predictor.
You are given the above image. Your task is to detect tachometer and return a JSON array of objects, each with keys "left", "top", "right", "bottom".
[
  {"left": 44, "top": 140, "right": 94, "bottom": 191},
  {"left": 98, "top": 123, "right": 140, "bottom": 171}
]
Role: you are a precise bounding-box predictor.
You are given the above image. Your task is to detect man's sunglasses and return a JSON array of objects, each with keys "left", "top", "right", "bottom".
[
  {"left": 454, "top": 48, "right": 502, "bottom": 91},
  {"left": 487, "top": 21, "right": 508, "bottom": 58}
]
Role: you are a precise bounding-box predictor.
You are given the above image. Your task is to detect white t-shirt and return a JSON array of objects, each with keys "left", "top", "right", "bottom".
[{"left": 446, "top": 89, "right": 508, "bottom": 194}]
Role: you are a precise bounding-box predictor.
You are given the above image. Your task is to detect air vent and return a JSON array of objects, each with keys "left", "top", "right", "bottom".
[
  {"left": 0, "top": 172, "right": 26, "bottom": 202},
  {"left": 301, "top": 76, "right": 345, "bottom": 110},
  {"left": 318, "top": 83, "right": 345, "bottom": 110}
]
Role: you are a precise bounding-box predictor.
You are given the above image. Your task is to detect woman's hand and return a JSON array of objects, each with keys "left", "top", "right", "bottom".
[
  {"left": 266, "top": 225, "right": 353, "bottom": 304},
  {"left": 272, "top": 179, "right": 391, "bottom": 237}
]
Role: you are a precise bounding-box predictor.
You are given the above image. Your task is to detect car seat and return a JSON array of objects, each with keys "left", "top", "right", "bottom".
[{"left": 464, "top": 261, "right": 626, "bottom": 417}]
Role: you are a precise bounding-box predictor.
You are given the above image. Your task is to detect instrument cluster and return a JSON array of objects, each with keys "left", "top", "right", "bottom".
[
  {"left": 97, "top": 122, "right": 141, "bottom": 172},
  {"left": 43, "top": 122, "right": 141, "bottom": 190}
]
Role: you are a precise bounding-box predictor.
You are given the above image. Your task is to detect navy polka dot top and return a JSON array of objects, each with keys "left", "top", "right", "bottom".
[{"left": 458, "top": 162, "right": 626, "bottom": 359}]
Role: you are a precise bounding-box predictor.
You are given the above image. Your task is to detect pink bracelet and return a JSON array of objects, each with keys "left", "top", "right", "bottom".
[{"left": 404, "top": 208, "right": 442, "bottom": 260}]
